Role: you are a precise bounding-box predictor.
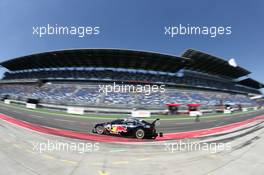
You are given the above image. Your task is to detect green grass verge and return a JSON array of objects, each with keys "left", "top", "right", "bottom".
[{"left": 0, "top": 102, "right": 262, "bottom": 121}]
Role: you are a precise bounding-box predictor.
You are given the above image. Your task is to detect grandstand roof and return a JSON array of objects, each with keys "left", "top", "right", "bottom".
[
  {"left": 0, "top": 49, "right": 189, "bottom": 73},
  {"left": 182, "top": 49, "right": 251, "bottom": 79},
  {"left": 0, "top": 48, "right": 253, "bottom": 80},
  {"left": 238, "top": 78, "right": 264, "bottom": 89}
]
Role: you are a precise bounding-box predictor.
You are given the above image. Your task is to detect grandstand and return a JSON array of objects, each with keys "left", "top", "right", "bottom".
[{"left": 0, "top": 49, "right": 263, "bottom": 111}]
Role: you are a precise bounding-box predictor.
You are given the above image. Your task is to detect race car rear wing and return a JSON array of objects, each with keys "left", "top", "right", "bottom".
[{"left": 152, "top": 118, "right": 160, "bottom": 125}]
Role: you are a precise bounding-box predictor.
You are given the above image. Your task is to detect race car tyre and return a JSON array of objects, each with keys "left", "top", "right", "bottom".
[
  {"left": 95, "top": 126, "right": 105, "bottom": 135},
  {"left": 135, "top": 129, "right": 145, "bottom": 139}
]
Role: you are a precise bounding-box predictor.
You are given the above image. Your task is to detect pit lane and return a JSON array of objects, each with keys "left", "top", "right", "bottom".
[{"left": 1, "top": 111, "right": 264, "bottom": 175}]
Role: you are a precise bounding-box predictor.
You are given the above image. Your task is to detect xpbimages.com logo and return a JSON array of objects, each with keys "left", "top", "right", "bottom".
[
  {"left": 98, "top": 82, "right": 166, "bottom": 95},
  {"left": 32, "top": 140, "right": 100, "bottom": 154},
  {"left": 164, "top": 24, "right": 232, "bottom": 38},
  {"left": 32, "top": 24, "right": 100, "bottom": 38},
  {"left": 164, "top": 141, "right": 231, "bottom": 153}
]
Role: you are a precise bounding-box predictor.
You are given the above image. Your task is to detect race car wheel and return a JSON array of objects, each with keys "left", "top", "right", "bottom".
[
  {"left": 135, "top": 129, "right": 145, "bottom": 139},
  {"left": 95, "top": 126, "right": 105, "bottom": 135}
]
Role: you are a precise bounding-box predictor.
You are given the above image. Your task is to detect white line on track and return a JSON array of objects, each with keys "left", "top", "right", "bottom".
[{"left": 109, "top": 149, "right": 127, "bottom": 153}]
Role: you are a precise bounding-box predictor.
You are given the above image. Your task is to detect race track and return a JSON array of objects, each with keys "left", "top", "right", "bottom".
[{"left": 0, "top": 102, "right": 263, "bottom": 135}]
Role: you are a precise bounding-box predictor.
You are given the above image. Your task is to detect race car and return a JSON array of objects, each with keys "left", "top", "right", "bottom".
[{"left": 92, "top": 118, "right": 160, "bottom": 139}]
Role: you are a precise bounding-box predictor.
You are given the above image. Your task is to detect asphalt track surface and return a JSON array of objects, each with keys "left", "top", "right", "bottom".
[{"left": 0, "top": 103, "right": 264, "bottom": 135}]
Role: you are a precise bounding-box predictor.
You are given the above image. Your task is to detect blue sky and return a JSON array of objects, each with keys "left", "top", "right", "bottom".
[{"left": 0, "top": 0, "right": 263, "bottom": 92}]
